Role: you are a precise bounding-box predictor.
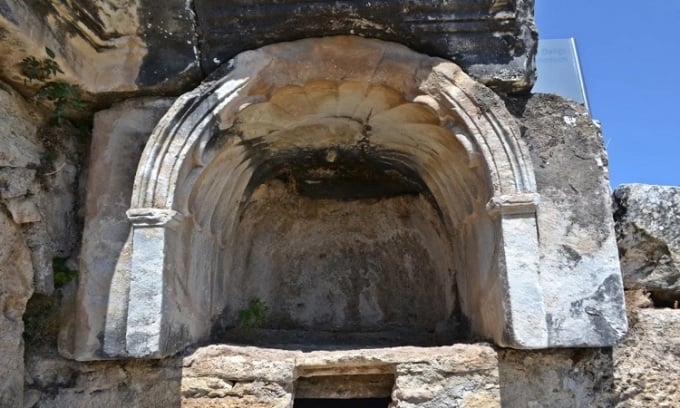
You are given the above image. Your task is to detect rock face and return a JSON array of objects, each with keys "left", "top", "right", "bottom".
[
  {"left": 498, "top": 348, "right": 615, "bottom": 408},
  {"left": 614, "top": 184, "right": 680, "bottom": 305},
  {"left": 613, "top": 303, "right": 680, "bottom": 407},
  {"left": 0, "top": 0, "right": 201, "bottom": 95},
  {"left": 0, "top": 210, "right": 34, "bottom": 408},
  {"left": 0, "top": 82, "right": 81, "bottom": 406},
  {"left": 0, "top": 0, "right": 535, "bottom": 99}
]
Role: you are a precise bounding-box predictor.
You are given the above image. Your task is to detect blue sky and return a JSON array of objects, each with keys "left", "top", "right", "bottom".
[{"left": 535, "top": 1, "right": 679, "bottom": 188}]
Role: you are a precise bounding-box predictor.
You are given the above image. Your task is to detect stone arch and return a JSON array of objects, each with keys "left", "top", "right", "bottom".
[{"left": 103, "top": 36, "right": 545, "bottom": 358}]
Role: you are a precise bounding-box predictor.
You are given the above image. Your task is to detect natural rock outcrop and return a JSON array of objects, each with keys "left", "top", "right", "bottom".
[
  {"left": 0, "top": 82, "right": 81, "bottom": 406},
  {"left": 614, "top": 184, "right": 680, "bottom": 305},
  {"left": 0, "top": 84, "right": 80, "bottom": 295},
  {"left": 0, "top": 0, "right": 536, "bottom": 102},
  {"left": 0, "top": 210, "right": 34, "bottom": 408},
  {"left": 0, "top": 0, "right": 200, "bottom": 95}
]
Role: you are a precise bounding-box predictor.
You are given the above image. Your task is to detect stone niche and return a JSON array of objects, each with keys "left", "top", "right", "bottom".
[{"left": 63, "top": 36, "right": 628, "bottom": 361}]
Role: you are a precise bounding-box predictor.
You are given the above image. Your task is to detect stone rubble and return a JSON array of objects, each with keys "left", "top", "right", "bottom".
[{"left": 614, "top": 184, "right": 680, "bottom": 304}]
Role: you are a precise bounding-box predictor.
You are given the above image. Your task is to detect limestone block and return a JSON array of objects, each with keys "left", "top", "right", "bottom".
[
  {"left": 183, "top": 346, "right": 297, "bottom": 384},
  {"left": 508, "top": 93, "right": 628, "bottom": 346},
  {"left": 62, "top": 97, "right": 174, "bottom": 359},
  {"left": 392, "top": 364, "right": 500, "bottom": 408},
  {"left": 498, "top": 348, "right": 615, "bottom": 408},
  {"left": 613, "top": 184, "right": 680, "bottom": 303},
  {"left": 0, "top": 210, "right": 34, "bottom": 408}
]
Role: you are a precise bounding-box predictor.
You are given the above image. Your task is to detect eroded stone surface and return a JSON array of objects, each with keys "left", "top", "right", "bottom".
[
  {"left": 498, "top": 348, "right": 615, "bottom": 408},
  {"left": 0, "top": 83, "right": 81, "bottom": 296},
  {"left": 24, "top": 352, "right": 182, "bottom": 408},
  {"left": 613, "top": 303, "right": 680, "bottom": 407},
  {"left": 221, "top": 180, "right": 457, "bottom": 341},
  {"left": 1, "top": 0, "right": 535, "bottom": 102},
  {"left": 0, "top": 210, "right": 34, "bottom": 408},
  {"left": 0, "top": 81, "right": 83, "bottom": 406},
  {"left": 0, "top": 0, "right": 200, "bottom": 95},
  {"left": 613, "top": 184, "right": 680, "bottom": 304},
  {"left": 194, "top": 0, "right": 537, "bottom": 93},
  {"left": 507, "top": 93, "right": 628, "bottom": 346},
  {"left": 26, "top": 344, "right": 499, "bottom": 407}
]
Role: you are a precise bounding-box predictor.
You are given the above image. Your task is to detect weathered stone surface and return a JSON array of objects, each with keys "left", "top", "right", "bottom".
[
  {"left": 0, "top": 83, "right": 80, "bottom": 295},
  {"left": 194, "top": 0, "right": 537, "bottom": 93},
  {"left": 222, "top": 180, "right": 457, "bottom": 342},
  {"left": 27, "top": 344, "right": 499, "bottom": 406},
  {"left": 613, "top": 184, "right": 680, "bottom": 304},
  {"left": 5, "top": 196, "right": 41, "bottom": 223},
  {"left": 60, "top": 97, "right": 173, "bottom": 359},
  {"left": 498, "top": 348, "right": 615, "bottom": 408},
  {"left": 181, "top": 344, "right": 498, "bottom": 407},
  {"left": 0, "top": 0, "right": 201, "bottom": 95},
  {"left": 24, "top": 352, "right": 183, "bottom": 408},
  {"left": 1, "top": 1, "right": 535, "bottom": 100},
  {"left": 612, "top": 300, "right": 680, "bottom": 407},
  {"left": 0, "top": 210, "right": 34, "bottom": 408},
  {"left": 507, "top": 93, "right": 628, "bottom": 346}
]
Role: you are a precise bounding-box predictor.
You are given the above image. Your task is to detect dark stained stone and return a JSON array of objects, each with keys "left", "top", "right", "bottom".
[{"left": 193, "top": 0, "right": 537, "bottom": 93}]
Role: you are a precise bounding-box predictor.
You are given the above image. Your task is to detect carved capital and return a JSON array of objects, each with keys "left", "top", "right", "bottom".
[{"left": 486, "top": 193, "right": 540, "bottom": 217}]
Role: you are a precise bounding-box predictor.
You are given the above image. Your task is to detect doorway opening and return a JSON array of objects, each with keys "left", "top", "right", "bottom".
[
  {"left": 294, "top": 398, "right": 391, "bottom": 408},
  {"left": 294, "top": 372, "right": 394, "bottom": 407}
]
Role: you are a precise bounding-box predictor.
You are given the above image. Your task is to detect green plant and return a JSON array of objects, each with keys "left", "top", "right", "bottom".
[
  {"left": 237, "top": 298, "right": 268, "bottom": 330},
  {"left": 20, "top": 47, "right": 86, "bottom": 125},
  {"left": 53, "top": 257, "right": 77, "bottom": 288},
  {"left": 22, "top": 293, "right": 59, "bottom": 346}
]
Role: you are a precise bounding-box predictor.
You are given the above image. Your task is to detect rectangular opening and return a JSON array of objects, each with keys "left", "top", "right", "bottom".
[
  {"left": 294, "top": 398, "right": 391, "bottom": 408},
  {"left": 294, "top": 373, "right": 394, "bottom": 406}
]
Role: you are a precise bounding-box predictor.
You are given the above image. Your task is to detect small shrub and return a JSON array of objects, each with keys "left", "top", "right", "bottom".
[
  {"left": 237, "top": 298, "right": 268, "bottom": 330},
  {"left": 53, "top": 257, "right": 77, "bottom": 288}
]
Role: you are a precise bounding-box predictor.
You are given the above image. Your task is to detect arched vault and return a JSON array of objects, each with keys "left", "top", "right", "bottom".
[{"left": 73, "top": 37, "right": 561, "bottom": 358}]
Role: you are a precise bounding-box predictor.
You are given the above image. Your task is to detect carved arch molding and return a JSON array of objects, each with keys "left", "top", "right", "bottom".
[{"left": 66, "top": 36, "right": 626, "bottom": 360}]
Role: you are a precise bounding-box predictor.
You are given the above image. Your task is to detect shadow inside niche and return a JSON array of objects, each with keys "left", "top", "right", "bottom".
[{"left": 498, "top": 348, "right": 615, "bottom": 407}]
